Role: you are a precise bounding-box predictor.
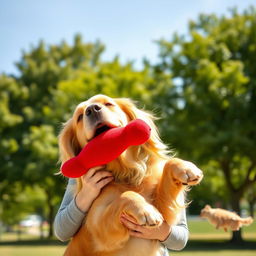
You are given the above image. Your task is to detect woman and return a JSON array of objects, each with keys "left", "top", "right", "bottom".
[{"left": 54, "top": 166, "right": 189, "bottom": 255}]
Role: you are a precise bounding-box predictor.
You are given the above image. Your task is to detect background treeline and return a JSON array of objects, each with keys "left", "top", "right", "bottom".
[{"left": 0, "top": 7, "right": 255, "bottom": 243}]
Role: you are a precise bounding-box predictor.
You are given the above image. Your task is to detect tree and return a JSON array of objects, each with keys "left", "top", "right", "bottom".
[
  {"left": 0, "top": 75, "right": 26, "bottom": 227},
  {"left": 156, "top": 7, "right": 256, "bottom": 242},
  {"left": 0, "top": 75, "right": 25, "bottom": 179},
  {"left": 246, "top": 184, "right": 256, "bottom": 218},
  {"left": 0, "top": 34, "right": 159, "bottom": 238},
  {"left": 186, "top": 162, "right": 230, "bottom": 215},
  {"left": 1, "top": 35, "right": 107, "bottom": 237}
]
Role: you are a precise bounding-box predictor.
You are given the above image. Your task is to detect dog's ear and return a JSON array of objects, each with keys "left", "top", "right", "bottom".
[
  {"left": 114, "top": 98, "right": 153, "bottom": 124},
  {"left": 58, "top": 119, "right": 81, "bottom": 163},
  {"left": 115, "top": 97, "right": 170, "bottom": 160},
  {"left": 114, "top": 98, "right": 140, "bottom": 121}
]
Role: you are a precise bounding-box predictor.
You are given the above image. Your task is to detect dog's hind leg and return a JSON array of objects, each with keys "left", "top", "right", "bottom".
[{"left": 86, "top": 190, "right": 162, "bottom": 254}]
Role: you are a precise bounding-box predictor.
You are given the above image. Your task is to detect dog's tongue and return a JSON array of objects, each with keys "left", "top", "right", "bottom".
[
  {"left": 61, "top": 119, "right": 151, "bottom": 178},
  {"left": 93, "top": 125, "right": 112, "bottom": 139}
]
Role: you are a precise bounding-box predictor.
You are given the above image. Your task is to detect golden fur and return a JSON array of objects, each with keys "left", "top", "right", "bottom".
[
  {"left": 200, "top": 205, "right": 253, "bottom": 232},
  {"left": 58, "top": 94, "right": 203, "bottom": 256}
]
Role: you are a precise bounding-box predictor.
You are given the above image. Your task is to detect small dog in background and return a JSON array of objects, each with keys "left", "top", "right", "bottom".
[{"left": 200, "top": 205, "right": 253, "bottom": 231}]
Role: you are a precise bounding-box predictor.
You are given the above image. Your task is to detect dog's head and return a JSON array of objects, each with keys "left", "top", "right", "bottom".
[
  {"left": 200, "top": 205, "right": 212, "bottom": 218},
  {"left": 59, "top": 94, "right": 169, "bottom": 185}
]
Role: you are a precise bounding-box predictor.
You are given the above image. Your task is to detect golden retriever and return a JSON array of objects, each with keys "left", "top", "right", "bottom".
[
  {"left": 58, "top": 94, "right": 203, "bottom": 256},
  {"left": 200, "top": 205, "right": 253, "bottom": 231}
]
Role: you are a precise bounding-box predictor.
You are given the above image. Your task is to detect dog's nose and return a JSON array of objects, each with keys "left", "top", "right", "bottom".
[{"left": 85, "top": 104, "right": 102, "bottom": 116}]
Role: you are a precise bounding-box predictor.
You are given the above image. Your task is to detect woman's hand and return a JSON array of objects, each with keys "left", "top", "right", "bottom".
[
  {"left": 120, "top": 214, "right": 171, "bottom": 241},
  {"left": 75, "top": 166, "right": 114, "bottom": 213}
]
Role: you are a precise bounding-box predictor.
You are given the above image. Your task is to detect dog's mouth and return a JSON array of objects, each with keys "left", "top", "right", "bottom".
[{"left": 92, "top": 123, "right": 115, "bottom": 139}]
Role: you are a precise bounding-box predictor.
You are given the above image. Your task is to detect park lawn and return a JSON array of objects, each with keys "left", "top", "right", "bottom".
[
  {"left": 188, "top": 218, "right": 256, "bottom": 240},
  {"left": 0, "top": 245, "right": 66, "bottom": 256},
  {"left": 171, "top": 219, "right": 256, "bottom": 256},
  {"left": 0, "top": 219, "right": 255, "bottom": 256},
  {"left": 0, "top": 247, "right": 255, "bottom": 256}
]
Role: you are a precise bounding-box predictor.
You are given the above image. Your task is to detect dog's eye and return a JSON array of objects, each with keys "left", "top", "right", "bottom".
[
  {"left": 105, "top": 102, "right": 114, "bottom": 107},
  {"left": 77, "top": 114, "right": 83, "bottom": 122}
]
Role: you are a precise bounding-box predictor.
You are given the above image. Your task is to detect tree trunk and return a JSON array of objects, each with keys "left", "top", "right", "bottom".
[
  {"left": 248, "top": 200, "right": 255, "bottom": 218},
  {"left": 230, "top": 194, "right": 243, "bottom": 244},
  {"left": 45, "top": 191, "right": 55, "bottom": 239},
  {"left": 231, "top": 229, "right": 242, "bottom": 244},
  {"left": 17, "top": 225, "right": 21, "bottom": 241},
  {"left": 40, "top": 220, "right": 44, "bottom": 239},
  {"left": 48, "top": 203, "right": 54, "bottom": 238},
  {"left": 220, "top": 160, "right": 246, "bottom": 244}
]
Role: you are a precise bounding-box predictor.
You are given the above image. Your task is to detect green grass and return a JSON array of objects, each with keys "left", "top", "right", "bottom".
[
  {"left": 172, "top": 219, "right": 256, "bottom": 256},
  {"left": 0, "top": 237, "right": 67, "bottom": 256},
  {"left": 188, "top": 218, "right": 256, "bottom": 240},
  {"left": 189, "top": 218, "right": 256, "bottom": 234},
  {"left": 0, "top": 245, "right": 65, "bottom": 256},
  {"left": 0, "top": 219, "right": 255, "bottom": 256}
]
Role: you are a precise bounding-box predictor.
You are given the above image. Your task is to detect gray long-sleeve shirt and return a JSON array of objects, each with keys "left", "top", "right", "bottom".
[{"left": 54, "top": 178, "right": 189, "bottom": 255}]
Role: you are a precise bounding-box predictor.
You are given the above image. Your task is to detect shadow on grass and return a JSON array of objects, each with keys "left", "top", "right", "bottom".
[
  {"left": 1, "top": 238, "right": 255, "bottom": 251},
  {"left": 0, "top": 239, "right": 68, "bottom": 246},
  {"left": 184, "top": 240, "right": 256, "bottom": 251}
]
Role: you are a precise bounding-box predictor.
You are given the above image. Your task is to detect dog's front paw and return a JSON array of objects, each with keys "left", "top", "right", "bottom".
[
  {"left": 169, "top": 159, "right": 203, "bottom": 186},
  {"left": 123, "top": 204, "right": 163, "bottom": 228}
]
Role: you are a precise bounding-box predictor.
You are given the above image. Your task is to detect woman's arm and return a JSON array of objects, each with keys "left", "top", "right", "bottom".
[
  {"left": 54, "top": 166, "right": 114, "bottom": 242},
  {"left": 120, "top": 207, "right": 189, "bottom": 251},
  {"left": 161, "top": 208, "right": 189, "bottom": 251},
  {"left": 54, "top": 178, "right": 86, "bottom": 241}
]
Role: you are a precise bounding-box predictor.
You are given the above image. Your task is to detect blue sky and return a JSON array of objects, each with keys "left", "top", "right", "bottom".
[{"left": 0, "top": 0, "right": 254, "bottom": 74}]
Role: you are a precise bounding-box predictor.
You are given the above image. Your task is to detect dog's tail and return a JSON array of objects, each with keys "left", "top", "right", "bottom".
[{"left": 240, "top": 216, "right": 253, "bottom": 226}]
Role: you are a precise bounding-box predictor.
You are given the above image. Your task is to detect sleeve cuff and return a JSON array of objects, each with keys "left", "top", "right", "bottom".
[
  {"left": 67, "top": 197, "right": 87, "bottom": 224},
  {"left": 161, "top": 225, "right": 189, "bottom": 251}
]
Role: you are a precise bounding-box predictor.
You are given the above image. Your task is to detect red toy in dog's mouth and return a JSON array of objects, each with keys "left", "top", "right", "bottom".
[{"left": 61, "top": 119, "right": 151, "bottom": 178}]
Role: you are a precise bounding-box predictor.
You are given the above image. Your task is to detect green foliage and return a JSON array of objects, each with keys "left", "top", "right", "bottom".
[
  {"left": 0, "top": 75, "right": 25, "bottom": 157},
  {"left": 0, "top": 184, "right": 46, "bottom": 225},
  {"left": 188, "top": 161, "right": 229, "bottom": 214},
  {"left": 50, "top": 58, "right": 156, "bottom": 122},
  {"left": 23, "top": 125, "right": 58, "bottom": 162}
]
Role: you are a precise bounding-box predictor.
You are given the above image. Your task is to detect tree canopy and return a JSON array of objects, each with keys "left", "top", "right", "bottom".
[{"left": 156, "top": 6, "right": 256, "bottom": 241}]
